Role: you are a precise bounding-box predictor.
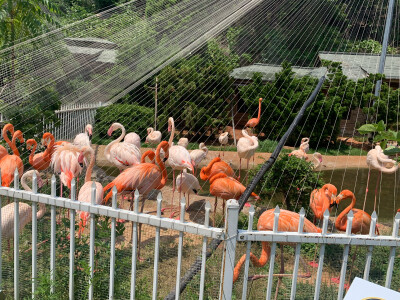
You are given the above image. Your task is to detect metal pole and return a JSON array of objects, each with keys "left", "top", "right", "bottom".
[
  {"left": 155, "top": 77, "right": 158, "bottom": 130},
  {"left": 231, "top": 99, "right": 237, "bottom": 146},
  {"left": 374, "top": 0, "right": 396, "bottom": 100}
]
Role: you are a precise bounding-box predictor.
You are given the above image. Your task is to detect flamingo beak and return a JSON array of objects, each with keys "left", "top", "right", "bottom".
[
  {"left": 163, "top": 157, "right": 168, "bottom": 162},
  {"left": 192, "top": 189, "right": 198, "bottom": 195},
  {"left": 107, "top": 127, "right": 113, "bottom": 136}
]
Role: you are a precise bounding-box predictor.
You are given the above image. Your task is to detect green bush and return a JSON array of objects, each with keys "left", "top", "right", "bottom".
[
  {"left": 250, "top": 154, "right": 325, "bottom": 212},
  {"left": 93, "top": 104, "right": 154, "bottom": 143}
]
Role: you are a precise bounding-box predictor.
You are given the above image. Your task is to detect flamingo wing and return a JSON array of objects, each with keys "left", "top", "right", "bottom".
[{"left": 110, "top": 142, "right": 141, "bottom": 168}]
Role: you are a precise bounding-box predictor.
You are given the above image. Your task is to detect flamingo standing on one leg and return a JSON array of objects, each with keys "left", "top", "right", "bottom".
[
  {"left": 2, "top": 170, "right": 46, "bottom": 254},
  {"left": 233, "top": 208, "right": 321, "bottom": 295},
  {"left": 190, "top": 143, "right": 208, "bottom": 175},
  {"left": 218, "top": 132, "right": 229, "bottom": 157},
  {"left": 165, "top": 117, "right": 194, "bottom": 216},
  {"left": 176, "top": 170, "right": 201, "bottom": 209},
  {"left": 364, "top": 145, "right": 398, "bottom": 212},
  {"left": 73, "top": 124, "right": 93, "bottom": 147},
  {"left": 209, "top": 173, "right": 259, "bottom": 226},
  {"left": 330, "top": 189, "right": 379, "bottom": 285},
  {"left": 0, "top": 128, "right": 24, "bottom": 187},
  {"left": 105, "top": 123, "right": 141, "bottom": 172},
  {"left": 103, "top": 141, "right": 169, "bottom": 259},
  {"left": 124, "top": 132, "right": 141, "bottom": 149},
  {"left": 76, "top": 146, "right": 103, "bottom": 236},
  {"left": 200, "top": 157, "right": 235, "bottom": 181},
  {"left": 237, "top": 129, "right": 258, "bottom": 182}
]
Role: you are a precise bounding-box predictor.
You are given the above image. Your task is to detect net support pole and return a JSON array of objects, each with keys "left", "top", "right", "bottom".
[
  {"left": 163, "top": 76, "right": 325, "bottom": 300},
  {"left": 373, "top": 0, "right": 396, "bottom": 100}
]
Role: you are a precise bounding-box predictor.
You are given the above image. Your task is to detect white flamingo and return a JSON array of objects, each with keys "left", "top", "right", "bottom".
[
  {"left": 218, "top": 132, "right": 229, "bottom": 157},
  {"left": 289, "top": 138, "right": 309, "bottom": 160},
  {"left": 2, "top": 170, "right": 46, "bottom": 252},
  {"left": 145, "top": 127, "right": 162, "bottom": 147},
  {"left": 176, "top": 170, "right": 201, "bottom": 209},
  {"left": 124, "top": 132, "right": 141, "bottom": 149},
  {"left": 178, "top": 138, "right": 189, "bottom": 148},
  {"left": 77, "top": 146, "right": 103, "bottom": 236},
  {"left": 165, "top": 117, "right": 194, "bottom": 216},
  {"left": 190, "top": 142, "right": 208, "bottom": 175},
  {"left": 105, "top": 123, "right": 141, "bottom": 171},
  {"left": 237, "top": 129, "right": 258, "bottom": 181},
  {"left": 73, "top": 124, "right": 93, "bottom": 147}
]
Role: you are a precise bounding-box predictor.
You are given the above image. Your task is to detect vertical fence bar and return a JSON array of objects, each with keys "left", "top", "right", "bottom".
[
  {"left": 314, "top": 209, "right": 329, "bottom": 300},
  {"left": 199, "top": 201, "right": 211, "bottom": 300},
  {"left": 385, "top": 213, "right": 400, "bottom": 288},
  {"left": 363, "top": 211, "right": 377, "bottom": 281},
  {"left": 89, "top": 182, "right": 96, "bottom": 300},
  {"left": 290, "top": 208, "right": 305, "bottom": 300},
  {"left": 32, "top": 172, "right": 38, "bottom": 298},
  {"left": 13, "top": 169, "right": 20, "bottom": 300},
  {"left": 69, "top": 179, "right": 77, "bottom": 300},
  {"left": 241, "top": 205, "right": 255, "bottom": 300},
  {"left": 266, "top": 206, "right": 280, "bottom": 300},
  {"left": 337, "top": 211, "right": 353, "bottom": 300},
  {"left": 109, "top": 187, "right": 117, "bottom": 300},
  {"left": 0, "top": 171, "right": 2, "bottom": 290},
  {"left": 175, "top": 198, "right": 186, "bottom": 300},
  {"left": 50, "top": 175, "right": 56, "bottom": 294},
  {"left": 130, "top": 190, "right": 139, "bottom": 300},
  {"left": 152, "top": 193, "right": 162, "bottom": 300},
  {"left": 219, "top": 199, "right": 239, "bottom": 300}
]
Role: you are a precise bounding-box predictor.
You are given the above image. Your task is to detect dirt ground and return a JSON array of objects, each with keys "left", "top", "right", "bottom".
[{"left": 93, "top": 144, "right": 369, "bottom": 171}]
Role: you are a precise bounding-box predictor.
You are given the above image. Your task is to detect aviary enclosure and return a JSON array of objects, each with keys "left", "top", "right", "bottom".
[{"left": 0, "top": 0, "right": 400, "bottom": 299}]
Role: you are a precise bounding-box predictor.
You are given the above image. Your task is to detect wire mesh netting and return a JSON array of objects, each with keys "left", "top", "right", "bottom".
[{"left": 0, "top": 0, "right": 400, "bottom": 298}]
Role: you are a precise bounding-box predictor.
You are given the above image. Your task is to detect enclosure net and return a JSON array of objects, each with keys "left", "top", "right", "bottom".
[{"left": 0, "top": 0, "right": 400, "bottom": 299}]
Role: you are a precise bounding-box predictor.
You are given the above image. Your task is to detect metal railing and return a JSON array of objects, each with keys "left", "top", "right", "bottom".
[{"left": 1, "top": 169, "right": 400, "bottom": 299}]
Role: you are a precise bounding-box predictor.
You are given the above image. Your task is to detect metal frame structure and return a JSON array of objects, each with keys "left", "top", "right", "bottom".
[{"left": 1, "top": 170, "right": 400, "bottom": 299}]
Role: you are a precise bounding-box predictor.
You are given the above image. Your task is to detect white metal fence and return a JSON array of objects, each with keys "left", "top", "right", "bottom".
[
  {"left": 45, "top": 102, "right": 103, "bottom": 141},
  {"left": 0, "top": 169, "right": 399, "bottom": 299}
]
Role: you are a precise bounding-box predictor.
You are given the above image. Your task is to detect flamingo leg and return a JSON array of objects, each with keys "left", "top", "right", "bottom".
[
  {"left": 222, "top": 200, "right": 226, "bottom": 224},
  {"left": 137, "top": 195, "right": 146, "bottom": 262},
  {"left": 213, "top": 197, "right": 217, "bottom": 227},
  {"left": 186, "top": 193, "right": 189, "bottom": 210},
  {"left": 362, "top": 168, "right": 371, "bottom": 212},
  {"left": 373, "top": 171, "right": 381, "bottom": 212},
  {"left": 274, "top": 245, "right": 285, "bottom": 300},
  {"left": 245, "top": 159, "right": 250, "bottom": 185},
  {"left": 239, "top": 158, "right": 242, "bottom": 181}
]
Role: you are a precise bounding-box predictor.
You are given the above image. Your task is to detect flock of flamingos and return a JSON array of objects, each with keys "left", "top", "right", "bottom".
[{"left": 0, "top": 97, "right": 399, "bottom": 286}]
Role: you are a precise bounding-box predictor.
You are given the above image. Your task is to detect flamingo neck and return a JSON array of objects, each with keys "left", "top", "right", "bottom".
[
  {"left": 313, "top": 154, "right": 321, "bottom": 169},
  {"left": 44, "top": 135, "right": 55, "bottom": 161},
  {"left": 336, "top": 194, "right": 356, "bottom": 230},
  {"left": 200, "top": 157, "right": 219, "bottom": 180},
  {"left": 85, "top": 150, "right": 95, "bottom": 183},
  {"left": 29, "top": 141, "right": 37, "bottom": 165},
  {"left": 2, "top": 125, "right": 13, "bottom": 150},
  {"left": 168, "top": 119, "right": 175, "bottom": 147},
  {"left": 209, "top": 173, "right": 227, "bottom": 184},
  {"left": 257, "top": 99, "right": 261, "bottom": 120},
  {"left": 105, "top": 124, "right": 125, "bottom": 156},
  {"left": 11, "top": 134, "right": 20, "bottom": 156},
  {"left": 21, "top": 172, "right": 32, "bottom": 191},
  {"left": 242, "top": 129, "right": 258, "bottom": 149},
  {"left": 156, "top": 146, "right": 167, "bottom": 188},
  {"left": 37, "top": 203, "right": 46, "bottom": 219}
]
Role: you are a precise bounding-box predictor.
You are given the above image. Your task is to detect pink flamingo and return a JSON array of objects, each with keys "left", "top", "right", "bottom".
[
  {"left": 218, "top": 132, "right": 229, "bottom": 157},
  {"left": 145, "top": 127, "right": 162, "bottom": 147},
  {"left": 289, "top": 138, "right": 309, "bottom": 160},
  {"left": 51, "top": 143, "right": 83, "bottom": 197},
  {"left": 245, "top": 97, "right": 263, "bottom": 131},
  {"left": 105, "top": 123, "right": 141, "bottom": 171},
  {"left": 77, "top": 146, "right": 103, "bottom": 236},
  {"left": 165, "top": 117, "right": 194, "bottom": 216},
  {"left": 103, "top": 141, "right": 169, "bottom": 259},
  {"left": 237, "top": 129, "right": 258, "bottom": 182},
  {"left": 190, "top": 143, "right": 208, "bottom": 175},
  {"left": 0, "top": 127, "right": 24, "bottom": 188},
  {"left": 176, "top": 170, "right": 201, "bottom": 209},
  {"left": 124, "top": 132, "right": 141, "bottom": 149},
  {"left": 73, "top": 124, "right": 93, "bottom": 147}
]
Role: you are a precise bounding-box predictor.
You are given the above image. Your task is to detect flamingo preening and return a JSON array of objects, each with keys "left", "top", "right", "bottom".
[
  {"left": 176, "top": 170, "right": 201, "bottom": 209},
  {"left": 237, "top": 129, "right": 258, "bottom": 182},
  {"left": 218, "top": 132, "right": 229, "bottom": 157},
  {"left": 309, "top": 183, "right": 337, "bottom": 223},
  {"left": 177, "top": 138, "right": 189, "bottom": 149},
  {"left": 200, "top": 157, "right": 235, "bottom": 181},
  {"left": 105, "top": 123, "right": 141, "bottom": 171},
  {"left": 77, "top": 146, "right": 103, "bottom": 236},
  {"left": 289, "top": 138, "right": 309, "bottom": 160},
  {"left": 73, "top": 124, "right": 93, "bottom": 147},
  {"left": 245, "top": 97, "right": 262, "bottom": 130},
  {"left": 0, "top": 127, "right": 24, "bottom": 188},
  {"left": 145, "top": 127, "right": 162, "bottom": 147},
  {"left": 124, "top": 132, "right": 141, "bottom": 149},
  {"left": 190, "top": 142, "right": 208, "bottom": 175},
  {"left": 103, "top": 141, "right": 169, "bottom": 259}
]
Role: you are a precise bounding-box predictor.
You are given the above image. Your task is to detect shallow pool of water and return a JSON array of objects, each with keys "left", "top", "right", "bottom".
[{"left": 322, "top": 168, "right": 400, "bottom": 221}]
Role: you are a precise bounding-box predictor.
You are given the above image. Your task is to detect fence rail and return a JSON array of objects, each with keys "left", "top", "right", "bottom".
[{"left": 1, "top": 169, "right": 400, "bottom": 299}]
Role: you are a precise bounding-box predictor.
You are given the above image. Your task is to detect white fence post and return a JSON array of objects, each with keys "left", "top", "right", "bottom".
[{"left": 219, "top": 199, "right": 239, "bottom": 300}]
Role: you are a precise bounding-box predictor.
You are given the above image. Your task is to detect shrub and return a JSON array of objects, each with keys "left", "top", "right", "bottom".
[
  {"left": 93, "top": 104, "right": 154, "bottom": 143},
  {"left": 250, "top": 154, "right": 325, "bottom": 213}
]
